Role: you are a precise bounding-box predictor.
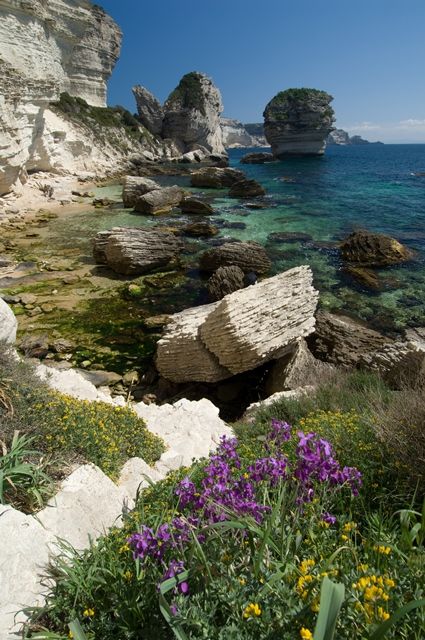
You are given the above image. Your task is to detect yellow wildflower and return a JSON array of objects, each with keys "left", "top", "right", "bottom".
[
  {"left": 378, "top": 607, "right": 390, "bottom": 621},
  {"left": 83, "top": 608, "right": 95, "bottom": 618},
  {"left": 300, "top": 628, "right": 313, "bottom": 639},
  {"left": 243, "top": 603, "right": 262, "bottom": 619},
  {"left": 299, "top": 558, "right": 315, "bottom": 575},
  {"left": 374, "top": 545, "right": 391, "bottom": 555}
]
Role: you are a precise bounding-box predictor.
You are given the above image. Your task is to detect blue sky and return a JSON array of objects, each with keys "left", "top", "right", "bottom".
[{"left": 98, "top": 0, "right": 425, "bottom": 143}]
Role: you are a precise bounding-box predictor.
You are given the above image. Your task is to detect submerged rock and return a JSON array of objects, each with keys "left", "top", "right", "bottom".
[
  {"left": 190, "top": 167, "right": 245, "bottom": 188},
  {"left": 199, "top": 241, "right": 271, "bottom": 274},
  {"left": 267, "top": 231, "right": 313, "bottom": 243},
  {"left": 122, "top": 176, "right": 159, "bottom": 207},
  {"left": 92, "top": 227, "right": 184, "bottom": 275},
  {"left": 207, "top": 265, "right": 245, "bottom": 301},
  {"left": 133, "top": 185, "right": 185, "bottom": 215},
  {"left": 340, "top": 231, "right": 413, "bottom": 267},
  {"left": 229, "top": 178, "right": 266, "bottom": 198},
  {"left": 264, "top": 88, "right": 335, "bottom": 157},
  {"left": 156, "top": 266, "right": 318, "bottom": 382}
]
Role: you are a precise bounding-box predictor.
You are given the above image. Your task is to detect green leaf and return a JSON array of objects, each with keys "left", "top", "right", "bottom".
[
  {"left": 158, "top": 571, "right": 190, "bottom": 640},
  {"left": 313, "top": 576, "right": 345, "bottom": 640},
  {"left": 370, "top": 598, "right": 425, "bottom": 640},
  {"left": 68, "top": 618, "right": 89, "bottom": 640}
]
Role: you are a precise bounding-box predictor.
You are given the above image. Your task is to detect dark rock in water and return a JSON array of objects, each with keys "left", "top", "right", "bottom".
[
  {"left": 267, "top": 231, "right": 313, "bottom": 243},
  {"left": 179, "top": 197, "right": 214, "bottom": 215},
  {"left": 220, "top": 221, "right": 247, "bottom": 230},
  {"left": 244, "top": 201, "right": 270, "bottom": 210},
  {"left": 308, "top": 311, "right": 388, "bottom": 368},
  {"left": 240, "top": 152, "right": 275, "bottom": 164},
  {"left": 92, "top": 198, "right": 115, "bottom": 208},
  {"left": 190, "top": 167, "right": 245, "bottom": 188},
  {"left": 207, "top": 265, "right": 245, "bottom": 301},
  {"left": 132, "top": 85, "right": 164, "bottom": 136},
  {"left": 264, "top": 87, "right": 335, "bottom": 157},
  {"left": 340, "top": 230, "right": 413, "bottom": 266},
  {"left": 182, "top": 222, "right": 218, "bottom": 237},
  {"left": 134, "top": 186, "right": 185, "bottom": 215},
  {"left": 243, "top": 272, "right": 258, "bottom": 286},
  {"left": 122, "top": 176, "right": 159, "bottom": 207},
  {"left": 92, "top": 227, "right": 184, "bottom": 275},
  {"left": 199, "top": 241, "right": 271, "bottom": 274},
  {"left": 342, "top": 266, "right": 382, "bottom": 290},
  {"left": 229, "top": 178, "right": 266, "bottom": 198}
]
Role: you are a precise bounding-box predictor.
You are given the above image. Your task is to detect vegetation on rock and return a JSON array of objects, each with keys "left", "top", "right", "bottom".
[
  {"left": 166, "top": 72, "right": 209, "bottom": 115},
  {"left": 26, "top": 371, "right": 425, "bottom": 639}
]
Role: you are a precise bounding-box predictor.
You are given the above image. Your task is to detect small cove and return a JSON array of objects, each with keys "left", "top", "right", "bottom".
[{"left": 2, "top": 144, "right": 425, "bottom": 375}]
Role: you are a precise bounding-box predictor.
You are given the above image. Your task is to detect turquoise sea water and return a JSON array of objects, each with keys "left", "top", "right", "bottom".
[{"left": 48, "top": 144, "right": 425, "bottom": 334}]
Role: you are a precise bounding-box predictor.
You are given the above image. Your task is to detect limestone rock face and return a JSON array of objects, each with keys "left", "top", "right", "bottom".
[
  {"left": 162, "top": 72, "right": 225, "bottom": 154},
  {"left": 37, "top": 464, "right": 131, "bottom": 550},
  {"left": 93, "top": 227, "right": 184, "bottom": 275},
  {"left": 134, "top": 398, "right": 233, "bottom": 472},
  {"left": 0, "top": 297, "right": 17, "bottom": 343},
  {"left": 0, "top": 0, "right": 122, "bottom": 194},
  {"left": 265, "top": 338, "right": 333, "bottom": 395},
  {"left": 340, "top": 231, "right": 413, "bottom": 266},
  {"left": 0, "top": 506, "right": 54, "bottom": 639},
  {"left": 156, "top": 267, "right": 318, "bottom": 382},
  {"left": 190, "top": 166, "right": 245, "bottom": 188},
  {"left": 310, "top": 312, "right": 388, "bottom": 368},
  {"left": 264, "top": 88, "right": 335, "bottom": 157},
  {"left": 134, "top": 185, "right": 185, "bottom": 215},
  {"left": 156, "top": 302, "right": 232, "bottom": 383},
  {"left": 220, "top": 118, "right": 254, "bottom": 147},
  {"left": 207, "top": 266, "right": 245, "bottom": 301},
  {"left": 122, "top": 176, "right": 159, "bottom": 208},
  {"left": 199, "top": 242, "right": 272, "bottom": 274},
  {"left": 132, "top": 85, "right": 164, "bottom": 136}
]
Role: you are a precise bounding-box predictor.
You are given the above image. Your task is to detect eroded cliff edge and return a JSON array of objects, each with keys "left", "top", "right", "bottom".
[{"left": 0, "top": 0, "right": 123, "bottom": 194}]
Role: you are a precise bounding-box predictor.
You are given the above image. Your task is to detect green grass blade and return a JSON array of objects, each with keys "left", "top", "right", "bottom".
[
  {"left": 158, "top": 571, "right": 190, "bottom": 640},
  {"left": 370, "top": 598, "right": 425, "bottom": 640},
  {"left": 313, "top": 576, "right": 345, "bottom": 640},
  {"left": 68, "top": 618, "right": 89, "bottom": 640}
]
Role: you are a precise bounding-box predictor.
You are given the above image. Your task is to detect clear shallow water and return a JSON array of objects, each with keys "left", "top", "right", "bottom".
[{"left": 46, "top": 145, "right": 425, "bottom": 334}]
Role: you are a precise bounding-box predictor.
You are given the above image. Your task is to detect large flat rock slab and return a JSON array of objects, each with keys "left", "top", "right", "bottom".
[
  {"left": 201, "top": 266, "right": 318, "bottom": 375},
  {"left": 156, "top": 302, "right": 232, "bottom": 383},
  {"left": 37, "top": 465, "right": 132, "bottom": 550},
  {"left": 134, "top": 398, "right": 232, "bottom": 472},
  {"left": 0, "top": 506, "right": 54, "bottom": 639}
]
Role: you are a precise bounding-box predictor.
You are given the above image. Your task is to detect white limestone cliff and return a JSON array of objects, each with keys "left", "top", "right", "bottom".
[{"left": 0, "top": 0, "right": 122, "bottom": 195}]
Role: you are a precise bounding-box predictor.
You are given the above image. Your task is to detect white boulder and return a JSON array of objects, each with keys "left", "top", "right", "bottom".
[{"left": 0, "top": 298, "right": 17, "bottom": 344}]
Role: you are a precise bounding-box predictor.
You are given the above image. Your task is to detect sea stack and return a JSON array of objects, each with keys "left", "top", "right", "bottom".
[{"left": 263, "top": 88, "right": 335, "bottom": 157}]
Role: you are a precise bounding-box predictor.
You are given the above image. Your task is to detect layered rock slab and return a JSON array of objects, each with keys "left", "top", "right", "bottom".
[
  {"left": 134, "top": 185, "right": 184, "bottom": 215},
  {"left": 122, "top": 176, "right": 159, "bottom": 207},
  {"left": 156, "top": 302, "right": 232, "bottom": 383},
  {"left": 199, "top": 241, "right": 271, "bottom": 274},
  {"left": 156, "top": 266, "right": 318, "bottom": 382},
  {"left": 201, "top": 266, "right": 318, "bottom": 375},
  {"left": 93, "top": 227, "right": 184, "bottom": 275}
]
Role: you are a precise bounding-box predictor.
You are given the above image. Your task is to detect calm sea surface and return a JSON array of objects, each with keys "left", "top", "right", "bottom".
[{"left": 51, "top": 144, "right": 425, "bottom": 334}]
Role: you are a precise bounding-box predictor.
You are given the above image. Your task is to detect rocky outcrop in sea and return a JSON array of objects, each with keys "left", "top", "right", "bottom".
[
  {"left": 220, "top": 119, "right": 268, "bottom": 148},
  {"left": 326, "top": 128, "right": 383, "bottom": 145},
  {"left": 264, "top": 88, "right": 335, "bottom": 157},
  {"left": 133, "top": 72, "right": 226, "bottom": 155}
]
